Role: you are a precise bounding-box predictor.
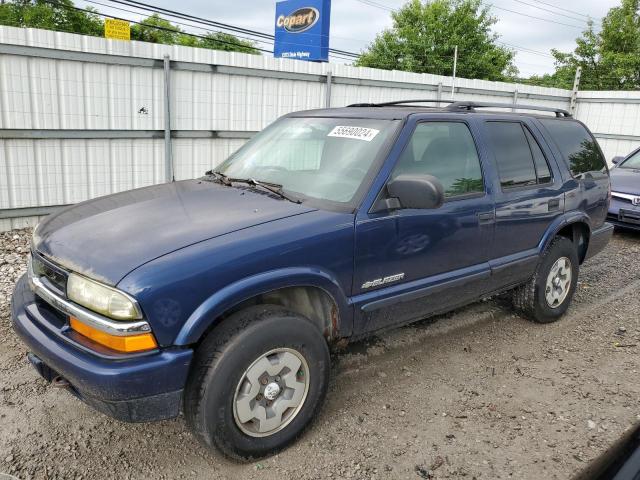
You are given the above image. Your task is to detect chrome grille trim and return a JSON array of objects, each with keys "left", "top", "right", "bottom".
[{"left": 27, "top": 257, "right": 152, "bottom": 336}]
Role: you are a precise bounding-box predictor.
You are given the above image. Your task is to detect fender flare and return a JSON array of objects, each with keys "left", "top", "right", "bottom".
[
  {"left": 538, "top": 211, "right": 591, "bottom": 254},
  {"left": 174, "top": 267, "right": 350, "bottom": 345}
]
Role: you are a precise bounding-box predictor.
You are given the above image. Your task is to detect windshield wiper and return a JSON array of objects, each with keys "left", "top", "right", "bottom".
[
  {"left": 205, "top": 170, "right": 232, "bottom": 186},
  {"left": 205, "top": 171, "right": 301, "bottom": 204},
  {"left": 231, "top": 177, "right": 302, "bottom": 204}
]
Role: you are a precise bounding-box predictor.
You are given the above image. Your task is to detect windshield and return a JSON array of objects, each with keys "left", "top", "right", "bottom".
[
  {"left": 214, "top": 117, "right": 400, "bottom": 205},
  {"left": 620, "top": 150, "right": 640, "bottom": 169}
]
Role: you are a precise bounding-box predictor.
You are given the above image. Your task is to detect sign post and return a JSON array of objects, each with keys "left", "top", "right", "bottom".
[
  {"left": 274, "top": 0, "right": 331, "bottom": 62},
  {"left": 104, "top": 18, "right": 131, "bottom": 41}
]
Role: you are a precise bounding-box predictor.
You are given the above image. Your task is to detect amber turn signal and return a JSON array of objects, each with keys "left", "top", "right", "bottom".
[{"left": 69, "top": 317, "right": 158, "bottom": 353}]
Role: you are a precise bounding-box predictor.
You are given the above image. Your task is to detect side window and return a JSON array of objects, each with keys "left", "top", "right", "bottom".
[
  {"left": 523, "top": 127, "right": 552, "bottom": 183},
  {"left": 539, "top": 119, "right": 607, "bottom": 178},
  {"left": 392, "top": 122, "right": 484, "bottom": 198},
  {"left": 486, "top": 122, "right": 537, "bottom": 188}
]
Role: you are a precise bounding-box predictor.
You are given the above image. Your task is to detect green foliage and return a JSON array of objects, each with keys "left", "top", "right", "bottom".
[
  {"left": 198, "top": 32, "right": 258, "bottom": 54},
  {"left": 355, "top": 0, "right": 517, "bottom": 81},
  {"left": 447, "top": 177, "right": 484, "bottom": 196},
  {"left": 527, "top": 0, "right": 640, "bottom": 90},
  {"left": 0, "top": 1, "right": 259, "bottom": 54},
  {"left": 130, "top": 14, "right": 182, "bottom": 45},
  {"left": 567, "top": 139, "right": 606, "bottom": 176},
  {"left": 0, "top": 0, "right": 103, "bottom": 36}
]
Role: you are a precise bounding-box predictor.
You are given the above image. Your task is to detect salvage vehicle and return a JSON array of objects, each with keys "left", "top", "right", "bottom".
[
  {"left": 608, "top": 146, "right": 640, "bottom": 231},
  {"left": 12, "top": 100, "right": 613, "bottom": 460}
]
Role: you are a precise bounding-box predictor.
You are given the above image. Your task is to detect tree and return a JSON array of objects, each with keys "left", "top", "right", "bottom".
[
  {"left": 527, "top": 0, "right": 640, "bottom": 90},
  {"left": 198, "top": 32, "right": 258, "bottom": 54},
  {"left": 130, "top": 14, "right": 183, "bottom": 45},
  {"left": 0, "top": 1, "right": 260, "bottom": 55},
  {"left": 355, "top": 0, "right": 517, "bottom": 81},
  {"left": 0, "top": 0, "right": 103, "bottom": 36}
]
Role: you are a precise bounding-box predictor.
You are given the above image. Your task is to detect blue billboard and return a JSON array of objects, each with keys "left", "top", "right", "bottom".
[{"left": 274, "top": 0, "right": 331, "bottom": 62}]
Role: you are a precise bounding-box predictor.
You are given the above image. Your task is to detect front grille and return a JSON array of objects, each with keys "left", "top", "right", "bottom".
[
  {"left": 31, "top": 252, "right": 68, "bottom": 297},
  {"left": 620, "top": 209, "right": 640, "bottom": 225},
  {"left": 612, "top": 195, "right": 633, "bottom": 204}
]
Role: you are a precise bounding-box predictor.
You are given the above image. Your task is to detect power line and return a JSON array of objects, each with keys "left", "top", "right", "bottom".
[
  {"left": 84, "top": 0, "right": 358, "bottom": 61},
  {"left": 43, "top": 0, "right": 274, "bottom": 53},
  {"left": 109, "top": 0, "right": 361, "bottom": 58},
  {"left": 84, "top": 0, "right": 273, "bottom": 48},
  {"left": 353, "top": 0, "right": 395, "bottom": 12},
  {"left": 497, "top": 41, "right": 555, "bottom": 58},
  {"left": 529, "top": 0, "right": 596, "bottom": 20},
  {"left": 482, "top": 2, "right": 584, "bottom": 30},
  {"left": 112, "top": 0, "right": 274, "bottom": 40},
  {"left": 507, "top": 0, "right": 590, "bottom": 24},
  {"left": 87, "top": 0, "right": 362, "bottom": 62}
]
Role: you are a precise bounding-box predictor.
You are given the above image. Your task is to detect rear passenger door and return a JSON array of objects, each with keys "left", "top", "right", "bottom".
[
  {"left": 482, "top": 119, "right": 565, "bottom": 287},
  {"left": 537, "top": 118, "right": 610, "bottom": 229}
]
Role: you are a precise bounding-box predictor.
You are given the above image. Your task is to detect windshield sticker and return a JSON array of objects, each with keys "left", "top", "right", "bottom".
[{"left": 328, "top": 126, "right": 380, "bottom": 142}]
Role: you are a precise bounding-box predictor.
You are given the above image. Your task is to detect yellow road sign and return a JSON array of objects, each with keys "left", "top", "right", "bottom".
[{"left": 105, "top": 18, "right": 130, "bottom": 41}]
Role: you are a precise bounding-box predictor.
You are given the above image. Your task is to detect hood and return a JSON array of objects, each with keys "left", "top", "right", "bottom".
[
  {"left": 34, "top": 180, "right": 316, "bottom": 285},
  {"left": 610, "top": 167, "right": 640, "bottom": 195}
]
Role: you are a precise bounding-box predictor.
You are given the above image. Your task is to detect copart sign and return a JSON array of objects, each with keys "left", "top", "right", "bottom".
[{"left": 274, "top": 0, "right": 331, "bottom": 62}]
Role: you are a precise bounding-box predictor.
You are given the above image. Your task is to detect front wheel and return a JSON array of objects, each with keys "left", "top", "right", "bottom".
[
  {"left": 184, "top": 305, "right": 330, "bottom": 460},
  {"left": 512, "top": 236, "right": 579, "bottom": 323}
]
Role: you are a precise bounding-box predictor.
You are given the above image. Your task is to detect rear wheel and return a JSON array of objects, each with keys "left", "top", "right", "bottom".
[
  {"left": 184, "top": 305, "right": 330, "bottom": 460},
  {"left": 512, "top": 236, "right": 579, "bottom": 323}
]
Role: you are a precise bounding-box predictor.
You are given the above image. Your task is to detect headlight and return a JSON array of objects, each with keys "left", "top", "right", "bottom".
[{"left": 67, "top": 273, "right": 142, "bottom": 320}]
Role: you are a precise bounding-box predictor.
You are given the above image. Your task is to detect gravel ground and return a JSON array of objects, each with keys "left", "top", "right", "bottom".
[{"left": 1, "top": 228, "right": 639, "bottom": 480}]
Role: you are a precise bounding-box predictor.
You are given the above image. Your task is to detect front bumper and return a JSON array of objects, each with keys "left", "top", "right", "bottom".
[
  {"left": 11, "top": 274, "right": 193, "bottom": 422},
  {"left": 608, "top": 197, "right": 640, "bottom": 231}
]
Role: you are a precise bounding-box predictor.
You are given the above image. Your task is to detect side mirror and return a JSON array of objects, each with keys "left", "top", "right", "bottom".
[
  {"left": 385, "top": 174, "right": 445, "bottom": 210},
  {"left": 611, "top": 156, "right": 624, "bottom": 166}
]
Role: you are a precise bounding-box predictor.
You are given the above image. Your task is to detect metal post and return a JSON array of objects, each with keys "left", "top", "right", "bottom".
[
  {"left": 570, "top": 66, "right": 582, "bottom": 115},
  {"left": 512, "top": 89, "right": 519, "bottom": 112},
  {"left": 437, "top": 82, "right": 443, "bottom": 107},
  {"left": 325, "top": 70, "right": 332, "bottom": 108},
  {"left": 163, "top": 54, "right": 174, "bottom": 182},
  {"left": 450, "top": 45, "right": 458, "bottom": 101}
]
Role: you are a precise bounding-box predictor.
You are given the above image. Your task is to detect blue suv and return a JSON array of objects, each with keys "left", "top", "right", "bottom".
[{"left": 12, "top": 100, "right": 613, "bottom": 460}]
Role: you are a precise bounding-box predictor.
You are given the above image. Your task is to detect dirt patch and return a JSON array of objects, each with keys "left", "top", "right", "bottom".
[{"left": 1, "top": 228, "right": 639, "bottom": 479}]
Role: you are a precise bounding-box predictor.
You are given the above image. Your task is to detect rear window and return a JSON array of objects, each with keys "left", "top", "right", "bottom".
[
  {"left": 539, "top": 119, "right": 607, "bottom": 178},
  {"left": 486, "top": 122, "right": 538, "bottom": 188}
]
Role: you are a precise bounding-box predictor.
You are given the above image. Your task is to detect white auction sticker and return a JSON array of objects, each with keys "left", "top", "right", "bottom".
[{"left": 328, "top": 125, "right": 380, "bottom": 141}]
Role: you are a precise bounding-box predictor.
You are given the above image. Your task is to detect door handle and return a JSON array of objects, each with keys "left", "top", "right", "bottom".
[
  {"left": 477, "top": 211, "right": 495, "bottom": 224},
  {"left": 548, "top": 198, "right": 561, "bottom": 212}
]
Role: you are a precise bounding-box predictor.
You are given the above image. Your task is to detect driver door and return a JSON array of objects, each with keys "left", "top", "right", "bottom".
[{"left": 351, "top": 119, "right": 495, "bottom": 336}]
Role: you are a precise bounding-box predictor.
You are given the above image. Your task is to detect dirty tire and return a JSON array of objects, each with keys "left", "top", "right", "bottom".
[
  {"left": 512, "top": 236, "right": 579, "bottom": 323},
  {"left": 183, "top": 305, "right": 330, "bottom": 461}
]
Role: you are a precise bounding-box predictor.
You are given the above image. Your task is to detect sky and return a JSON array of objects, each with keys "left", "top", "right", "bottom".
[{"left": 76, "top": 0, "right": 620, "bottom": 77}]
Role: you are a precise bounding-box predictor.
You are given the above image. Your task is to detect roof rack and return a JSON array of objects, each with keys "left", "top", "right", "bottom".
[
  {"left": 347, "top": 99, "right": 454, "bottom": 107},
  {"left": 446, "top": 101, "right": 571, "bottom": 118}
]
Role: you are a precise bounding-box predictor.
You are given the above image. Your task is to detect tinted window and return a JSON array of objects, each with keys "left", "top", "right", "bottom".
[
  {"left": 523, "top": 127, "right": 552, "bottom": 183},
  {"left": 539, "top": 119, "right": 606, "bottom": 177},
  {"left": 392, "top": 122, "right": 484, "bottom": 198},
  {"left": 486, "top": 122, "right": 537, "bottom": 188}
]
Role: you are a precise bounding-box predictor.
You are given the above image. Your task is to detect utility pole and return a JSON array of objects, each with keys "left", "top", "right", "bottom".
[
  {"left": 163, "top": 55, "right": 174, "bottom": 183},
  {"left": 570, "top": 66, "right": 582, "bottom": 116},
  {"left": 450, "top": 45, "right": 458, "bottom": 100}
]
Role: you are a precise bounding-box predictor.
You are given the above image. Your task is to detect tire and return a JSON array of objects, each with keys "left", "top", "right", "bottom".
[
  {"left": 512, "top": 236, "right": 579, "bottom": 323},
  {"left": 183, "top": 305, "right": 330, "bottom": 461}
]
